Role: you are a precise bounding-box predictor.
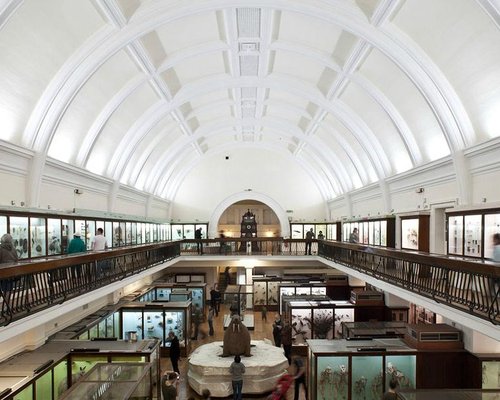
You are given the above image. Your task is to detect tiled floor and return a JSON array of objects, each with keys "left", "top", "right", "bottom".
[{"left": 160, "top": 304, "right": 306, "bottom": 399}]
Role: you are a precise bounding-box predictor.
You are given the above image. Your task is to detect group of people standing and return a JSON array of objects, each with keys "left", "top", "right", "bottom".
[{"left": 272, "top": 313, "right": 308, "bottom": 400}]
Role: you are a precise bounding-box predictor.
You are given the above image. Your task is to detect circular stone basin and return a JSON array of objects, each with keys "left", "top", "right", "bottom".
[{"left": 188, "top": 340, "right": 289, "bottom": 397}]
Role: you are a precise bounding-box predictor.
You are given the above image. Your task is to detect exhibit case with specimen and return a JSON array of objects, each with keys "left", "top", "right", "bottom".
[
  {"left": 224, "top": 285, "right": 254, "bottom": 316},
  {"left": 446, "top": 207, "right": 500, "bottom": 259},
  {"left": 0, "top": 340, "right": 161, "bottom": 400},
  {"left": 120, "top": 301, "right": 192, "bottom": 356},
  {"left": 342, "top": 217, "right": 396, "bottom": 248},
  {"left": 278, "top": 283, "right": 327, "bottom": 313},
  {"left": 308, "top": 339, "right": 416, "bottom": 400},
  {"left": 138, "top": 284, "right": 205, "bottom": 315},
  {"left": 252, "top": 277, "right": 280, "bottom": 311}
]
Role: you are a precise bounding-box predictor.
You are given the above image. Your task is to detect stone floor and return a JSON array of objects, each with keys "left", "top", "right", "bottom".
[{"left": 160, "top": 304, "right": 306, "bottom": 399}]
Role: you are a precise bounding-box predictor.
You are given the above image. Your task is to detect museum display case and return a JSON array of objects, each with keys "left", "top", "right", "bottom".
[
  {"left": 342, "top": 217, "right": 396, "bottom": 248},
  {"left": 120, "top": 302, "right": 191, "bottom": 355},
  {"left": 341, "top": 321, "right": 408, "bottom": 339},
  {"left": 0, "top": 208, "right": 171, "bottom": 260},
  {"left": 59, "top": 363, "right": 153, "bottom": 400},
  {"left": 253, "top": 277, "right": 280, "bottom": 311},
  {"left": 223, "top": 285, "right": 254, "bottom": 316},
  {"left": 446, "top": 207, "right": 500, "bottom": 259},
  {"left": 278, "top": 283, "right": 327, "bottom": 313},
  {"left": 290, "top": 223, "right": 339, "bottom": 240},
  {"left": 308, "top": 339, "right": 416, "bottom": 400},
  {"left": 175, "top": 273, "right": 206, "bottom": 283},
  {"left": 400, "top": 215, "right": 430, "bottom": 252},
  {"left": 171, "top": 223, "right": 207, "bottom": 241},
  {"left": 0, "top": 340, "right": 160, "bottom": 400}
]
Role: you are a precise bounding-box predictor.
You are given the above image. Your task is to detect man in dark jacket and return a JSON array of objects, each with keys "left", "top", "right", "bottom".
[{"left": 168, "top": 331, "right": 180, "bottom": 374}]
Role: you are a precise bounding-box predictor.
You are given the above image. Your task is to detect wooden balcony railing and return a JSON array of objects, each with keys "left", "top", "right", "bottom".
[
  {"left": 318, "top": 241, "right": 500, "bottom": 325},
  {"left": 1, "top": 237, "right": 499, "bottom": 327},
  {"left": 0, "top": 242, "right": 179, "bottom": 326}
]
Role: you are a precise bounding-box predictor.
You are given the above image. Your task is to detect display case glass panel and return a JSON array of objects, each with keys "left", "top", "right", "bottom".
[
  {"left": 13, "top": 384, "right": 32, "bottom": 400},
  {"left": 189, "top": 288, "right": 204, "bottom": 310},
  {"left": 54, "top": 360, "right": 68, "bottom": 399},
  {"left": 369, "top": 221, "right": 375, "bottom": 245},
  {"left": 61, "top": 219, "right": 70, "bottom": 253},
  {"left": 296, "top": 287, "right": 310, "bottom": 296},
  {"left": 0, "top": 216, "right": 6, "bottom": 237},
  {"left": 254, "top": 280, "right": 266, "bottom": 306},
  {"left": 268, "top": 282, "right": 279, "bottom": 305},
  {"left": 343, "top": 223, "right": 350, "bottom": 242},
  {"left": 385, "top": 355, "right": 416, "bottom": 390},
  {"left": 311, "top": 287, "right": 326, "bottom": 296},
  {"left": 86, "top": 220, "right": 95, "bottom": 250},
  {"left": 105, "top": 314, "right": 115, "bottom": 337},
  {"left": 75, "top": 219, "right": 86, "bottom": 244},
  {"left": 361, "top": 221, "right": 369, "bottom": 244},
  {"left": 35, "top": 369, "right": 52, "bottom": 400},
  {"left": 317, "top": 356, "right": 349, "bottom": 400},
  {"left": 71, "top": 356, "right": 107, "bottom": 384},
  {"left": 78, "top": 331, "right": 89, "bottom": 340},
  {"left": 183, "top": 224, "right": 195, "bottom": 239},
  {"left": 334, "top": 307, "right": 354, "bottom": 338},
  {"left": 30, "top": 217, "right": 46, "bottom": 257},
  {"left": 89, "top": 324, "right": 98, "bottom": 339},
  {"left": 374, "top": 221, "right": 381, "bottom": 245},
  {"left": 172, "top": 224, "right": 183, "bottom": 240},
  {"left": 144, "top": 310, "right": 164, "bottom": 341},
  {"left": 402, "top": 218, "right": 419, "bottom": 250},
  {"left": 122, "top": 310, "right": 144, "bottom": 341},
  {"left": 291, "top": 224, "right": 303, "bottom": 239},
  {"left": 316, "top": 224, "right": 326, "bottom": 239},
  {"left": 47, "top": 218, "right": 62, "bottom": 255},
  {"left": 448, "top": 215, "right": 464, "bottom": 255},
  {"left": 327, "top": 223, "right": 337, "bottom": 240},
  {"left": 380, "top": 220, "right": 387, "bottom": 246},
  {"left": 131, "top": 222, "right": 137, "bottom": 245},
  {"left": 152, "top": 224, "right": 158, "bottom": 242},
  {"left": 482, "top": 360, "right": 500, "bottom": 389},
  {"left": 125, "top": 222, "right": 132, "bottom": 245},
  {"left": 10, "top": 216, "right": 29, "bottom": 259},
  {"left": 465, "top": 214, "right": 482, "bottom": 257},
  {"left": 98, "top": 319, "right": 106, "bottom": 337},
  {"left": 157, "top": 288, "right": 172, "bottom": 301},
  {"left": 352, "top": 355, "right": 383, "bottom": 400},
  {"left": 484, "top": 214, "right": 500, "bottom": 259},
  {"left": 104, "top": 221, "right": 112, "bottom": 248},
  {"left": 165, "top": 310, "right": 185, "bottom": 343},
  {"left": 291, "top": 307, "right": 312, "bottom": 344}
]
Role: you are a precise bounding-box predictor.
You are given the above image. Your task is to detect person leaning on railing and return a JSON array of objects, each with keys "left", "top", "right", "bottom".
[{"left": 0, "top": 233, "right": 19, "bottom": 302}]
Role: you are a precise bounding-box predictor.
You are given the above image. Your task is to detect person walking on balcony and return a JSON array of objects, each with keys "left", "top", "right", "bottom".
[
  {"left": 195, "top": 228, "right": 203, "bottom": 254},
  {"left": 305, "top": 228, "right": 315, "bottom": 255},
  {"left": 92, "top": 228, "right": 109, "bottom": 278},
  {"left": 0, "top": 234, "right": 18, "bottom": 303},
  {"left": 67, "top": 231, "right": 86, "bottom": 280},
  {"left": 349, "top": 228, "right": 359, "bottom": 243}
]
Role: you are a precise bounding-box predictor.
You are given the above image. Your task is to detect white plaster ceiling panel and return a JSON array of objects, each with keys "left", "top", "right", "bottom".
[
  {"left": 86, "top": 84, "right": 161, "bottom": 175},
  {"left": 154, "top": 11, "right": 221, "bottom": 56},
  {"left": 0, "top": 0, "right": 105, "bottom": 143},
  {"left": 189, "top": 103, "right": 232, "bottom": 126},
  {"left": 187, "top": 89, "right": 231, "bottom": 110},
  {"left": 271, "top": 50, "right": 327, "bottom": 86},
  {"left": 392, "top": 0, "right": 500, "bottom": 142},
  {"left": 339, "top": 82, "right": 413, "bottom": 174},
  {"left": 265, "top": 88, "right": 310, "bottom": 113},
  {"left": 358, "top": 48, "right": 448, "bottom": 163},
  {"left": 49, "top": 50, "right": 144, "bottom": 164},
  {"left": 116, "top": 0, "right": 142, "bottom": 21},
  {"left": 277, "top": 10, "right": 344, "bottom": 55},
  {"left": 171, "top": 52, "right": 227, "bottom": 86}
]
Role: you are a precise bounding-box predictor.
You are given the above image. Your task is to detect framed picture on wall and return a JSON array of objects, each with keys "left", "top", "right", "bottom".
[{"left": 402, "top": 218, "right": 419, "bottom": 250}]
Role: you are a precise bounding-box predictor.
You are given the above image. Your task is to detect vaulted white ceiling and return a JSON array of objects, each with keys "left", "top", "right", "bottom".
[{"left": 1, "top": 0, "right": 500, "bottom": 205}]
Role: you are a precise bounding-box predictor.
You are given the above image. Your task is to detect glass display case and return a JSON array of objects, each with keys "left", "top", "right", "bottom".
[
  {"left": 224, "top": 285, "right": 254, "bottom": 316},
  {"left": 60, "top": 363, "right": 153, "bottom": 400},
  {"left": 278, "top": 283, "right": 327, "bottom": 313},
  {"left": 253, "top": 278, "right": 280, "bottom": 310},
  {"left": 308, "top": 339, "right": 416, "bottom": 400},
  {"left": 120, "top": 302, "right": 191, "bottom": 356},
  {"left": 448, "top": 215, "right": 464, "bottom": 255},
  {"left": 401, "top": 218, "right": 419, "bottom": 250},
  {"left": 0, "top": 215, "right": 6, "bottom": 237},
  {"left": 481, "top": 359, "right": 500, "bottom": 389},
  {"left": 484, "top": 214, "right": 500, "bottom": 259},
  {"left": 47, "top": 218, "right": 62, "bottom": 255},
  {"left": 10, "top": 216, "right": 29, "bottom": 259},
  {"left": 342, "top": 218, "right": 394, "bottom": 247}
]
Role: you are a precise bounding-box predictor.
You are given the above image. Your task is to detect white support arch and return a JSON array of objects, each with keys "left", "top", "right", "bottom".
[{"left": 208, "top": 191, "right": 290, "bottom": 239}]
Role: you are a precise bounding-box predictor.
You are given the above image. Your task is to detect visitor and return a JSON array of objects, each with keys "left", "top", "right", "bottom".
[
  {"left": 167, "top": 331, "right": 180, "bottom": 374},
  {"left": 229, "top": 355, "right": 246, "bottom": 400},
  {"left": 493, "top": 233, "right": 500, "bottom": 262},
  {"left": 293, "top": 356, "right": 308, "bottom": 400},
  {"left": 261, "top": 305, "right": 268, "bottom": 322},
  {"left": 382, "top": 379, "right": 398, "bottom": 400},
  {"left": 161, "top": 371, "right": 178, "bottom": 400},
  {"left": 272, "top": 314, "right": 283, "bottom": 347},
  {"left": 67, "top": 231, "right": 86, "bottom": 280},
  {"left": 349, "top": 227, "right": 359, "bottom": 243},
  {"left": 281, "top": 320, "right": 293, "bottom": 365},
  {"left": 195, "top": 227, "right": 203, "bottom": 254},
  {"left": 192, "top": 305, "right": 203, "bottom": 340},
  {"left": 210, "top": 285, "right": 220, "bottom": 316},
  {"left": 305, "top": 228, "right": 315, "bottom": 255},
  {"left": 269, "top": 372, "right": 294, "bottom": 400}
]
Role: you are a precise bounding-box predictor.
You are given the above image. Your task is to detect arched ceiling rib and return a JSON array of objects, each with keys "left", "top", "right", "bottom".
[{"left": 2, "top": 0, "right": 498, "bottom": 207}]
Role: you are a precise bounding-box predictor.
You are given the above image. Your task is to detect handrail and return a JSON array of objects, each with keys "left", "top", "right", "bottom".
[
  {"left": 1, "top": 237, "right": 499, "bottom": 327},
  {"left": 318, "top": 241, "right": 500, "bottom": 325},
  {"left": 0, "top": 242, "right": 180, "bottom": 326}
]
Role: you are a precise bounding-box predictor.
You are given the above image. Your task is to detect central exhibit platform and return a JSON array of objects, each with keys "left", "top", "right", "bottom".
[{"left": 188, "top": 340, "right": 289, "bottom": 397}]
